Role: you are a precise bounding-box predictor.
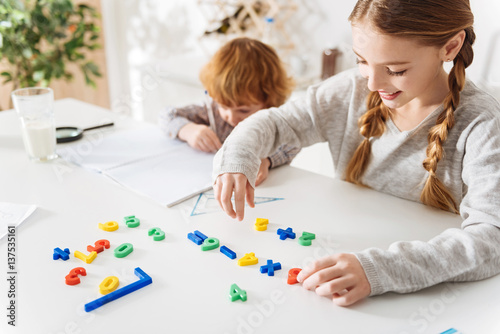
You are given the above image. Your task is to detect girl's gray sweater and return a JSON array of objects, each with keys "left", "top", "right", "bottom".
[{"left": 213, "top": 68, "right": 500, "bottom": 296}]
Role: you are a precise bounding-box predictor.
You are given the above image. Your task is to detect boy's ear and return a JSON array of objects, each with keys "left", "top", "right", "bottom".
[{"left": 441, "top": 30, "right": 466, "bottom": 62}]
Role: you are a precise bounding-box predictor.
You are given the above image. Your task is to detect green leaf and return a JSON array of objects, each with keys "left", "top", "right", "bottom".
[
  {"left": 53, "top": 61, "right": 64, "bottom": 78},
  {"left": 87, "top": 43, "right": 101, "bottom": 50},
  {"left": 84, "top": 61, "right": 100, "bottom": 76},
  {"left": 11, "top": 10, "right": 27, "bottom": 22},
  {"left": 2, "top": 0, "right": 101, "bottom": 89},
  {"left": 21, "top": 48, "right": 32, "bottom": 59},
  {"left": 1, "top": 70, "right": 13, "bottom": 84},
  {"left": 33, "top": 70, "right": 44, "bottom": 82},
  {"left": 54, "top": 31, "right": 67, "bottom": 39},
  {"left": 72, "top": 51, "right": 84, "bottom": 60}
]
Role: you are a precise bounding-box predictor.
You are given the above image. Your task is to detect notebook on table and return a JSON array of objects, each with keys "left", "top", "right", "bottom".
[{"left": 57, "top": 124, "right": 214, "bottom": 207}]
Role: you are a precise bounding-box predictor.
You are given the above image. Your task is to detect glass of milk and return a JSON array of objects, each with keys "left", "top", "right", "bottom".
[{"left": 11, "top": 87, "right": 58, "bottom": 161}]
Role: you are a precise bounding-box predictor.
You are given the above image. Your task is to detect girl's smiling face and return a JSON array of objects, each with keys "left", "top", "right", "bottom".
[{"left": 351, "top": 21, "right": 449, "bottom": 112}]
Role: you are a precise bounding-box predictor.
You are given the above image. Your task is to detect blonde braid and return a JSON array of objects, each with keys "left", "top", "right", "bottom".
[
  {"left": 345, "top": 91, "right": 390, "bottom": 184},
  {"left": 420, "top": 27, "right": 476, "bottom": 213}
]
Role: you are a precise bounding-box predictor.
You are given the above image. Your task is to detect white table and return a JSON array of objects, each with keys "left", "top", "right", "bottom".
[{"left": 1, "top": 98, "right": 499, "bottom": 334}]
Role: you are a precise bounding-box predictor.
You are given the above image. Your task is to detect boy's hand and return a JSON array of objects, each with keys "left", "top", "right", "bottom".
[
  {"left": 213, "top": 173, "right": 254, "bottom": 221},
  {"left": 255, "top": 158, "right": 271, "bottom": 186},
  {"left": 178, "top": 123, "right": 222, "bottom": 153},
  {"left": 297, "top": 253, "right": 371, "bottom": 306}
]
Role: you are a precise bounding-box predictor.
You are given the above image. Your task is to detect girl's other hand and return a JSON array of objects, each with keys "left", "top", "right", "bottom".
[
  {"left": 255, "top": 158, "right": 271, "bottom": 186},
  {"left": 178, "top": 123, "right": 222, "bottom": 153},
  {"left": 213, "top": 173, "right": 254, "bottom": 221},
  {"left": 297, "top": 253, "right": 371, "bottom": 306}
]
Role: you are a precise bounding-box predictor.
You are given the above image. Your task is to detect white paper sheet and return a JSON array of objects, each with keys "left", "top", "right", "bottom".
[
  {"left": 57, "top": 124, "right": 185, "bottom": 172},
  {"left": 57, "top": 125, "right": 214, "bottom": 207},
  {"left": 0, "top": 202, "right": 37, "bottom": 239},
  {"left": 105, "top": 143, "right": 214, "bottom": 207}
]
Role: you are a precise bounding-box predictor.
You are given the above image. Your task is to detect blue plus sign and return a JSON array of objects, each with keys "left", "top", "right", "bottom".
[
  {"left": 277, "top": 227, "right": 296, "bottom": 240},
  {"left": 53, "top": 247, "right": 71, "bottom": 261},
  {"left": 260, "top": 259, "right": 282, "bottom": 276}
]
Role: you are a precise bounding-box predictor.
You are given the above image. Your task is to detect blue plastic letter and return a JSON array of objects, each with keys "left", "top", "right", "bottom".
[{"left": 84, "top": 267, "right": 152, "bottom": 312}]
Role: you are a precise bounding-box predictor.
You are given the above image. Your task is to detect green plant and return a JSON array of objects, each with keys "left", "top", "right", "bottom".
[{"left": 0, "top": 0, "right": 102, "bottom": 93}]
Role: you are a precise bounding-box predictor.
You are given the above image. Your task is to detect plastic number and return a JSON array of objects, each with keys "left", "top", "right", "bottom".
[
  {"left": 87, "top": 239, "right": 110, "bottom": 253},
  {"left": 237, "top": 252, "right": 258, "bottom": 266},
  {"left": 124, "top": 215, "right": 140, "bottom": 228},
  {"left": 254, "top": 218, "right": 269, "bottom": 231},
  {"left": 99, "top": 221, "right": 119, "bottom": 232},
  {"left": 298, "top": 232, "right": 316, "bottom": 246},
  {"left": 114, "top": 243, "right": 133, "bottom": 258},
  {"left": 148, "top": 228, "right": 165, "bottom": 241},
  {"left": 65, "top": 267, "right": 87, "bottom": 285},
  {"left": 287, "top": 268, "right": 302, "bottom": 285},
  {"left": 99, "top": 276, "right": 120, "bottom": 295},
  {"left": 229, "top": 283, "right": 247, "bottom": 302},
  {"left": 201, "top": 237, "right": 219, "bottom": 251}
]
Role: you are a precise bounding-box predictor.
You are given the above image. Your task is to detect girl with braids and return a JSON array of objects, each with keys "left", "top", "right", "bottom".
[{"left": 212, "top": 0, "right": 500, "bottom": 306}]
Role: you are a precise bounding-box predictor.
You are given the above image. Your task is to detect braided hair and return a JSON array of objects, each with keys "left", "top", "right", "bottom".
[{"left": 347, "top": 0, "right": 475, "bottom": 213}]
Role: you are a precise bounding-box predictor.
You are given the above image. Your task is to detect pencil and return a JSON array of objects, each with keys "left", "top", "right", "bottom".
[{"left": 205, "top": 90, "right": 217, "bottom": 134}]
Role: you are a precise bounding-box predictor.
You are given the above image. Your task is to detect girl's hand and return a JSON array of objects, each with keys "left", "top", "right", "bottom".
[
  {"left": 255, "top": 158, "right": 271, "bottom": 186},
  {"left": 213, "top": 173, "right": 254, "bottom": 221},
  {"left": 178, "top": 123, "right": 222, "bottom": 153},
  {"left": 297, "top": 253, "right": 371, "bottom": 306}
]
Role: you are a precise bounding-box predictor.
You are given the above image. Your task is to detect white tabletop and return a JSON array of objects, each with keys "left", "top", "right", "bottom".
[{"left": 1, "top": 98, "right": 499, "bottom": 334}]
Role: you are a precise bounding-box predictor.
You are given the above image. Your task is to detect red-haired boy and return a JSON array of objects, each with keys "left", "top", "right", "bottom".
[{"left": 160, "top": 37, "right": 298, "bottom": 185}]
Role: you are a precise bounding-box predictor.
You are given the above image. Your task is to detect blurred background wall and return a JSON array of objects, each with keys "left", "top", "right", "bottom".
[{"left": 99, "top": 0, "right": 500, "bottom": 123}]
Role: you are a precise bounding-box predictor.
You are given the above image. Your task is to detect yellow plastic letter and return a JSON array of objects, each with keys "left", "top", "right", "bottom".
[
  {"left": 99, "top": 276, "right": 120, "bottom": 295},
  {"left": 254, "top": 218, "right": 269, "bottom": 231},
  {"left": 74, "top": 250, "right": 97, "bottom": 264},
  {"left": 98, "top": 221, "right": 119, "bottom": 232},
  {"left": 238, "top": 252, "right": 258, "bottom": 266}
]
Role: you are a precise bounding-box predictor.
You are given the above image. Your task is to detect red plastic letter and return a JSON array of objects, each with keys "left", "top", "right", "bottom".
[
  {"left": 65, "top": 267, "right": 87, "bottom": 285},
  {"left": 287, "top": 268, "right": 302, "bottom": 285},
  {"left": 87, "top": 239, "right": 110, "bottom": 253}
]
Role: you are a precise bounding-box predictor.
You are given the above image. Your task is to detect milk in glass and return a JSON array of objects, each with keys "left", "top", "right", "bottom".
[
  {"left": 11, "top": 87, "right": 58, "bottom": 161},
  {"left": 21, "top": 121, "right": 57, "bottom": 159}
]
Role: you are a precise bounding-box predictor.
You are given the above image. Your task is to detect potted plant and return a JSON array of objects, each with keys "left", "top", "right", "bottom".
[{"left": 0, "top": 0, "right": 102, "bottom": 109}]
